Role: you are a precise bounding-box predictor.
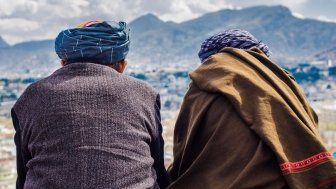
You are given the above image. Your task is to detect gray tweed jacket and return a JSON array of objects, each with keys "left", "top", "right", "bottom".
[{"left": 12, "top": 63, "right": 169, "bottom": 189}]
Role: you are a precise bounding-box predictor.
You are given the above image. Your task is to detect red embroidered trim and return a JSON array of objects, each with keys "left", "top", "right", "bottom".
[
  {"left": 84, "top": 21, "right": 100, "bottom": 27},
  {"left": 280, "top": 152, "right": 333, "bottom": 173}
]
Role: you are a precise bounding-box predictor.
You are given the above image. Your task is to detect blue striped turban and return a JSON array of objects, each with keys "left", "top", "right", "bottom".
[
  {"left": 55, "top": 21, "right": 130, "bottom": 65},
  {"left": 198, "top": 29, "right": 270, "bottom": 62}
]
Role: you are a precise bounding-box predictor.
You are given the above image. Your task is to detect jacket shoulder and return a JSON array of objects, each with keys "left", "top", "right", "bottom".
[{"left": 12, "top": 75, "right": 53, "bottom": 111}]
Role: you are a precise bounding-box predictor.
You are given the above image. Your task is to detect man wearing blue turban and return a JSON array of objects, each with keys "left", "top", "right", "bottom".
[{"left": 12, "top": 21, "right": 170, "bottom": 189}]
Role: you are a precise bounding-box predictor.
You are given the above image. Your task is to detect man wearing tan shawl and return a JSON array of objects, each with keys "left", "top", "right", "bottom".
[{"left": 168, "top": 30, "right": 335, "bottom": 189}]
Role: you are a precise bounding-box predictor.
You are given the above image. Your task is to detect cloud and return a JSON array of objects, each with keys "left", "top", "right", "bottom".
[
  {"left": 0, "top": 0, "right": 24, "bottom": 16},
  {"left": 226, "top": 0, "right": 308, "bottom": 8},
  {"left": 0, "top": 0, "right": 235, "bottom": 44},
  {"left": 295, "top": 0, "right": 336, "bottom": 22},
  {"left": 154, "top": 0, "right": 235, "bottom": 22},
  {"left": 317, "top": 16, "right": 336, "bottom": 23},
  {"left": 0, "top": 18, "right": 39, "bottom": 32},
  {"left": 0, "top": 0, "right": 98, "bottom": 44},
  {"left": 292, "top": 12, "right": 305, "bottom": 19},
  {"left": 0, "top": 0, "right": 335, "bottom": 44},
  {"left": 0, "top": 0, "right": 38, "bottom": 16}
]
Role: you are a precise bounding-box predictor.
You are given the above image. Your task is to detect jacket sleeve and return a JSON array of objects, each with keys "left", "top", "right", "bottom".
[
  {"left": 11, "top": 109, "right": 27, "bottom": 189},
  {"left": 150, "top": 94, "right": 170, "bottom": 188}
]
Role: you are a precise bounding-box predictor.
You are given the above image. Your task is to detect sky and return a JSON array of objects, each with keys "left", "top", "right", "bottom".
[{"left": 0, "top": 0, "right": 336, "bottom": 45}]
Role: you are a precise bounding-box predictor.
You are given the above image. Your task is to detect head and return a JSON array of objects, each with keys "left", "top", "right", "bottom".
[
  {"left": 55, "top": 20, "right": 130, "bottom": 73},
  {"left": 198, "top": 29, "right": 271, "bottom": 63}
]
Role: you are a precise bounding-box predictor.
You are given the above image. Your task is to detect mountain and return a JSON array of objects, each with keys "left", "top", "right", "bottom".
[
  {"left": 2, "top": 5, "right": 336, "bottom": 71},
  {"left": 129, "top": 13, "right": 185, "bottom": 64},
  {"left": 0, "top": 36, "right": 9, "bottom": 48},
  {"left": 313, "top": 46, "right": 336, "bottom": 63},
  {"left": 12, "top": 40, "right": 53, "bottom": 50},
  {"left": 130, "top": 13, "right": 176, "bottom": 32},
  {"left": 129, "top": 5, "right": 336, "bottom": 66},
  {"left": 0, "top": 39, "right": 56, "bottom": 71}
]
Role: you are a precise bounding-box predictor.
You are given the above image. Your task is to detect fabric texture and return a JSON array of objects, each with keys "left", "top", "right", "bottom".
[
  {"left": 198, "top": 29, "right": 270, "bottom": 62},
  {"left": 12, "top": 63, "right": 169, "bottom": 189},
  {"left": 168, "top": 47, "right": 335, "bottom": 189},
  {"left": 55, "top": 21, "right": 130, "bottom": 65}
]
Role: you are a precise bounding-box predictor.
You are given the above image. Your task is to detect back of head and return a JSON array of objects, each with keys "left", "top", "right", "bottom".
[
  {"left": 198, "top": 29, "right": 270, "bottom": 63},
  {"left": 55, "top": 20, "right": 130, "bottom": 65}
]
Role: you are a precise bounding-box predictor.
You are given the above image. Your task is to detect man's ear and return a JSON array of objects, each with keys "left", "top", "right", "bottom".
[
  {"left": 61, "top": 60, "right": 66, "bottom": 66},
  {"left": 115, "top": 59, "right": 128, "bottom": 73}
]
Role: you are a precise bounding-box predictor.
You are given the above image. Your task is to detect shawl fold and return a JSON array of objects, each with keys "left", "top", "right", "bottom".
[{"left": 168, "top": 47, "right": 335, "bottom": 189}]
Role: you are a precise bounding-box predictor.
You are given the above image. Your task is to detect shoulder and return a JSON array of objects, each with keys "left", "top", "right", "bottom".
[
  {"left": 12, "top": 74, "right": 53, "bottom": 112},
  {"left": 12, "top": 82, "right": 37, "bottom": 115}
]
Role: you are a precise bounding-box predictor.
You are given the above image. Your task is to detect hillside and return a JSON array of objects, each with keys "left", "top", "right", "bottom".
[
  {"left": 313, "top": 46, "right": 336, "bottom": 62},
  {"left": 129, "top": 5, "right": 336, "bottom": 65},
  {"left": 0, "top": 36, "right": 8, "bottom": 48},
  {"left": 1, "top": 5, "right": 336, "bottom": 71}
]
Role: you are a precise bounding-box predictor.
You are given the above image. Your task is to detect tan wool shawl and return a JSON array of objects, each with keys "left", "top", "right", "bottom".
[{"left": 168, "top": 47, "right": 335, "bottom": 189}]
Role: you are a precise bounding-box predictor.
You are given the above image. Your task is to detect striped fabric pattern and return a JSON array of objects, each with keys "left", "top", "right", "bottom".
[
  {"left": 280, "top": 152, "right": 333, "bottom": 174},
  {"left": 55, "top": 21, "right": 130, "bottom": 65},
  {"left": 198, "top": 29, "right": 271, "bottom": 62}
]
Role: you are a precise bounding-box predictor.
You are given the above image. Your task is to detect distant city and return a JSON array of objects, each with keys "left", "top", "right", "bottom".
[{"left": 1, "top": 56, "right": 336, "bottom": 188}]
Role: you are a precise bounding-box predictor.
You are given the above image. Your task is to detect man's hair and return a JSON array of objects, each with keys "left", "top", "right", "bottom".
[{"left": 109, "top": 59, "right": 125, "bottom": 70}]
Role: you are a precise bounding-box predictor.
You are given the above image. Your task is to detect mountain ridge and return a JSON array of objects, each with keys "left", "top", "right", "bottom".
[
  {"left": 0, "top": 36, "right": 9, "bottom": 48},
  {"left": 1, "top": 5, "right": 336, "bottom": 70},
  {"left": 129, "top": 5, "right": 336, "bottom": 65}
]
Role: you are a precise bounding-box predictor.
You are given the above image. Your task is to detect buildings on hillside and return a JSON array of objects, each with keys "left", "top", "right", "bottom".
[{"left": 0, "top": 58, "right": 336, "bottom": 188}]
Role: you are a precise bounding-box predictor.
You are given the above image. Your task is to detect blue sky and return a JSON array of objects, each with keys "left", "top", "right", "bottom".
[{"left": 0, "top": 0, "right": 335, "bottom": 44}]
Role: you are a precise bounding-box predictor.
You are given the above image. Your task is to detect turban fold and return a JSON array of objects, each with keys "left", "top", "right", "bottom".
[
  {"left": 55, "top": 21, "right": 130, "bottom": 65},
  {"left": 198, "top": 29, "right": 270, "bottom": 62}
]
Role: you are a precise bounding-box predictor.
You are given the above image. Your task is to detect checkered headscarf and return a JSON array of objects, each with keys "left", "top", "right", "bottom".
[{"left": 198, "top": 29, "right": 270, "bottom": 62}]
